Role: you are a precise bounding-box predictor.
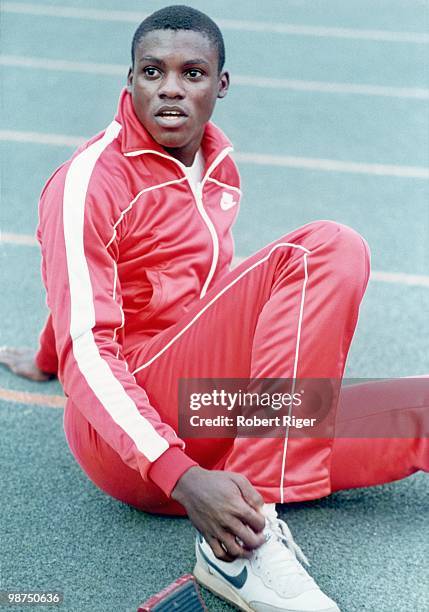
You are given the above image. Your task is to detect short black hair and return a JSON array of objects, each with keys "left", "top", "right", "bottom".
[{"left": 131, "top": 5, "right": 225, "bottom": 72}]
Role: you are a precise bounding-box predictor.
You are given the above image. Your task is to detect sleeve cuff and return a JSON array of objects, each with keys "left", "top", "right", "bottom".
[
  {"left": 35, "top": 349, "right": 58, "bottom": 375},
  {"left": 148, "top": 447, "right": 198, "bottom": 498}
]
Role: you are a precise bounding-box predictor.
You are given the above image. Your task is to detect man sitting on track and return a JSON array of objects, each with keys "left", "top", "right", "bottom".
[{"left": 1, "top": 6, "right": 427, "bottom": 612}]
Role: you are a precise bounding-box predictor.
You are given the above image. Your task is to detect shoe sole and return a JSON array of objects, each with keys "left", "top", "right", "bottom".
[
  {"left": 193, "top": 562, "right": 253, "bottom": 611},
  {"left": 194, "top": 555, "right": 341, "bottom": 612}
]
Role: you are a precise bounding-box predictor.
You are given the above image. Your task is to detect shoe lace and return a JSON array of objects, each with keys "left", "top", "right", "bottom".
[
  {"left": 269, "top": 516, "right": 310, "bottom": 567},
  {"left": 253, "top": 516, "right": 314, "bottom": 591}
]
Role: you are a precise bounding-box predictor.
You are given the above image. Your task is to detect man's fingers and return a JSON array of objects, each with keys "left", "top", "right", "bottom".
[
  {"left": 0, "top": 347, "right": 30, "bottom": 367},
  {"left": 227, "top": 517, "right": 265, "bottom": 550},
  {"left": 0, "top": 346, "right": 51, "bottom": 381},
  {"left": 239, "top": 504, "right": 266, "bottom": 534},
  {"left": 232, "top": 474, "right": 264, "bottom": 511},
  {"left": 230, "top": 496, "right": 265, "bottom": 534},
  {"left": 0, "top": 347, "right": 18, "bottom": 364},
  {"left": 219, "top": 531, "right": 252, "bottom": 560},
  {"left": 206, "top": 535, "right": 235, "bottom": 562},
  {"left": 0, "top": 346, "right": 26, "bottom": 357}
]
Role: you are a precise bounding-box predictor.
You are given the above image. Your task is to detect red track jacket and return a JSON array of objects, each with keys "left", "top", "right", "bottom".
[{"left": 35, "top": 89, "right": 241, "bottom": 495}]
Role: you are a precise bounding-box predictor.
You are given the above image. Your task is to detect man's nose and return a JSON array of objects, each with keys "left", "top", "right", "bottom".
[{"left": 158, "top": 72, "right": 185, "bottom": 98}]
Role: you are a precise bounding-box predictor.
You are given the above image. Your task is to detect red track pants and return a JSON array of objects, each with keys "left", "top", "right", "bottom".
[{"left": 64, "top": 221, "right": 428, "bottom": 514}]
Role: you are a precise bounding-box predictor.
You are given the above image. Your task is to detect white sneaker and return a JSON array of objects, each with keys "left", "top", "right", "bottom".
[{"left": 193, "top": 505, "right": 340, "bottom": 612}]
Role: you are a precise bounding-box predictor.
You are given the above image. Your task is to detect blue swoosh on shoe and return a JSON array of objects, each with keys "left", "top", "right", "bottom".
[{"left": 197, "top": 533, "right": 248, "bottom": 589}]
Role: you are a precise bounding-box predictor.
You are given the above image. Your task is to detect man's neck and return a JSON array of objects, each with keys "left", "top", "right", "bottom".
[
  {"left": 163, "top": 146, "right": 199, "bottom": 167},
  {"left": 163, "top": 126, "right": 205, "bottom": 166}
]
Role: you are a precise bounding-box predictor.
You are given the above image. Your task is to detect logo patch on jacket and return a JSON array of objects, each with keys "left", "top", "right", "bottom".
[{"left": 220, "top": 191, "right": 237, "bottom": 211}]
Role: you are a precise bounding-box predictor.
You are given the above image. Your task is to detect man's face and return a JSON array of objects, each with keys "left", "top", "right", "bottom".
[{"left": 127, "top": 29, "right": 229, "bottom": 166}]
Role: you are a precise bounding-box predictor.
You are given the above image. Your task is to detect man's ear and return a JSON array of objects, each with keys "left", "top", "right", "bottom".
[
  {"left": 127, "top": 67, "right": 133, "bottom": 92},
  {"left": 217, "top": 70, "right": 230, "bottom": 99}
]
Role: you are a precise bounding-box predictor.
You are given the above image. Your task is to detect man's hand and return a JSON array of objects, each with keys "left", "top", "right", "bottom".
[
  {"left": 0, "top": 347, "right": 54, "bottom": 381},
  {"left": 171, "top": 466, "right": 266, "bottom": 561}
]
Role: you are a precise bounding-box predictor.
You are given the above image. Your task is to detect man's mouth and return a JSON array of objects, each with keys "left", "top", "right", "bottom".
[
  {"left": 155, "top": 106, "right": 189, "bottom": 127},
  {"left": 156, "top": 105, "right": 188, "bottom": 117}
]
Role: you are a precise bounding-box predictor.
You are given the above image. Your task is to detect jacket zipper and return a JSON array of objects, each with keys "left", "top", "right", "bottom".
[{"left": 124, "top": 146, "right": 233, "bottom": 298}]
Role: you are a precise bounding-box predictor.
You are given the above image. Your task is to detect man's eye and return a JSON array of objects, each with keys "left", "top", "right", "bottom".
[
  {"left": 143, "top": 67, "right": 160, "bottom": 78},
  {"left": 186, "top": 69, "right": 203, "bottom": 79}
]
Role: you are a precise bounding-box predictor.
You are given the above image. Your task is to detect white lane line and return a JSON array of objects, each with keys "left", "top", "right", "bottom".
[
  {"left": 0, "top": 386, "right": 65, "bottom": 408},
  {"left": 233, "top": 75, "right": 429, "bottom": 100},
  {"left": 233, "top": 152, "right": 429, "bottom": 180},
  {"left": 1, "top": 232, "right": 38, "bottom": 246},
  {"left": 0, "top": 55, "right": 127, "bottom": 76},
  {"left": 1, "top": 130, "right": 428, "bottom": 180},
  {"left": 370, "top": 270, "right": 429, "bottom": 288},
  {"left": 1, "top": 234, "right": 428, "bottom": 288},
  {"left": 0, "top": 130, "right": 85, "bottom": 147},
  {"left": 3, "top": 2, "right": 429, "bottom": 44},
  {"left": 2, "top": 55, "right": 428, "bottom": 100}
]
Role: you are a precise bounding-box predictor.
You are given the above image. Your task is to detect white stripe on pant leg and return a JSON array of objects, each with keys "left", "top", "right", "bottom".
[
  {"left": 279, "top": 253, "right": 309, "bottom": 504},
  {"left": 131, "top": 242, "right": 311, "bottom": 374}
]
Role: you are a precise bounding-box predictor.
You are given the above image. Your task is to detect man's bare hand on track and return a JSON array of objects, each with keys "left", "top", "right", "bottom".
[{"left": 0, "top": 347, "right": 54, "bottom": 381}]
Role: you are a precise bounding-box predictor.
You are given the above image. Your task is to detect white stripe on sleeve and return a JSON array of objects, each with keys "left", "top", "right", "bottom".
[{"left": 62, "top": 120, "right": 170, "bottom": 462}]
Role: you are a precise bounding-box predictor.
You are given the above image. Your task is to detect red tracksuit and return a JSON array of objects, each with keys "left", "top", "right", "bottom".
[{"left": 36, "top": 89, "right": 428, "bottom": 514}]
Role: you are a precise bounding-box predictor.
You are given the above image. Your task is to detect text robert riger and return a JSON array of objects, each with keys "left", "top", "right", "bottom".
[{"left": 189, "top": 415, "right": 316, "bottom": 428}]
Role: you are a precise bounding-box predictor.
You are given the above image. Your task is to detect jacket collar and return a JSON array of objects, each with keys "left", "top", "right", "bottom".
[{"left": 115, "top": 88, "right": 233, "bottom": 167}]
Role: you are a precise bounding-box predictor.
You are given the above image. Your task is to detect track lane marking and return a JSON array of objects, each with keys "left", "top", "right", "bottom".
[
  {"left": 233, "top": 152, "right": 429, "bottom": 179},
  {"left": 0, "top": 130, "right": 84, "bottom": 147},
  {"left": 1, "top": 130, "right": 428, "bottom": 179},
  {"left": 1, "top": 232, "right": 38, "bottom": 246},
  {"left": 0, "top": 386, "right": 65, "bottom": 408},
  {"left": 3, "top": 2, "right": 429, "bottom": 43},
  {"left": 2, "top": 55, "right": 428, "bottom": 100}
]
